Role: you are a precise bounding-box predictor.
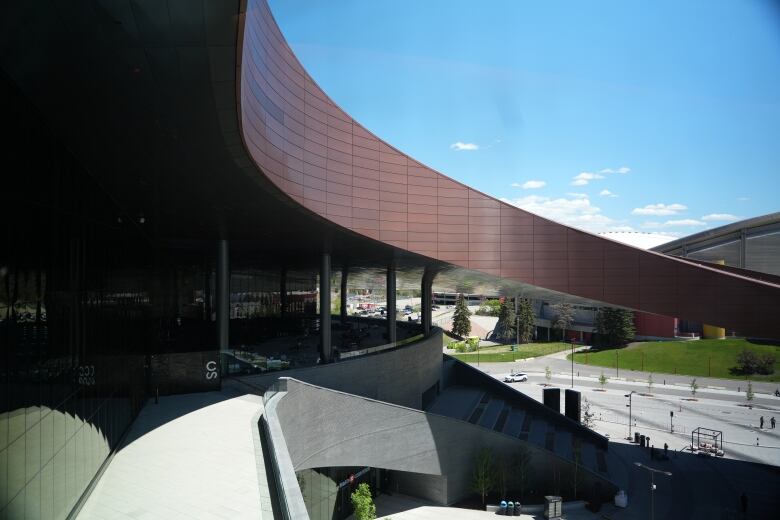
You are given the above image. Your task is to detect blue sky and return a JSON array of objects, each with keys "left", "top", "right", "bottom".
[{"left": 269, "top": 0, "right": 780, "bottom": 239}]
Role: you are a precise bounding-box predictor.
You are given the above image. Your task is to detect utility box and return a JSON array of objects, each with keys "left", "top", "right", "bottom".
[
  {"left": 565, "top": 389, "right": 581, "bottom": 423},
  {"left": 543, "top": 495, "right": 562, "bottom": 519},
  {"left": 543, "top": 388, "right": 560, "bottom": 412}
]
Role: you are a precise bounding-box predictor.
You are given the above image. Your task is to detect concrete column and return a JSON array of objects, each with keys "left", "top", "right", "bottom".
[
  {"left": 216, "top": 239, "right": 230, "bottom": 352},
  {"left": 340, "top": 265, "right": 348, "bottom": 325},
  {"left": 386, "top": 261, "right": 397, "bottom": 345},
  {"left": 320, "top": 253, "right": 332, "bottom": 362},
  {"left": 421, "top": 268, "right": 434, "bottom": 336},
  {"left": 280, "top": 268, "right": 288, "bottom": 318},
  {"left": 740, "top": 229, "right": 747, "bottom": 268}
]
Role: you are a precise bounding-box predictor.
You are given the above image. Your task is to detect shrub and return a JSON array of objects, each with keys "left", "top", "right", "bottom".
[
  {"left": 350, "top": 483, "right": 376, "bottom": 520},
  {"left": 476, "top": 299, "right": 502, "bottom": 316}
]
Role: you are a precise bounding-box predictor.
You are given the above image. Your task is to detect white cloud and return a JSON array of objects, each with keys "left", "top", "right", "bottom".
[
  {"left": 450, "top": 141, "right": 479, "bottom": 151},
  {"left": 643, "top": 219, "right": 706, "bottom": 228},
  {"left": 631, "top": 203, "right": 687, "bottom": 216},
  {"left": 571, "top": 171, "right": 605, "bottom": 186},
  {"left": 737, "top": 197, "right": 749, "bottom": 202},
  {"left": 501, "top": 194, "right": 633, "bottom": 233},
  {"left": 511, "top": 180, "right": 546, "bottom": 189},
  {"left": 599, "top": 189, "right": 617, "bottom": 197},
  {"left": 598, "top": 166, "right": 631, "bottom": 174},
  {"left": 701, "top": 213, "right": 741, "bottom": 222},
  {"left": 566, "top": 192, "right": 588, "bottom": 199}
]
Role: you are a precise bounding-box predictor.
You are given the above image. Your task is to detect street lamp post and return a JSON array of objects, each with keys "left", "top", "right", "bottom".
[
  {"left": 625, "top": 391, "right": 635, "bottom": 440},
  {"left": 634, "top": 462, "right": 672, "bottom": 520},
  {"left": 571, "top": 340, "right": 575, "bottom": 388}
]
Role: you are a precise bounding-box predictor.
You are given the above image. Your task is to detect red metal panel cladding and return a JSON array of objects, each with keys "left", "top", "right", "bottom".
[{"left": 238, "top": 0, "right": 780, "bottom": 338}]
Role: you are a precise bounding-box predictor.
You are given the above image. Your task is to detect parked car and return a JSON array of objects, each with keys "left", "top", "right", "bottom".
[{"left": 503, "top": 372, "right": 528, "bottom": 383}]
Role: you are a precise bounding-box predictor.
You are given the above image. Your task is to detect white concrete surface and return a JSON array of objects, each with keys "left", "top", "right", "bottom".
[
  {"left": 77, "top": 392, "right": 268, "bottom": 520},
  {"left": 364, "top": 493, "right": 612, "bottom": 520}
]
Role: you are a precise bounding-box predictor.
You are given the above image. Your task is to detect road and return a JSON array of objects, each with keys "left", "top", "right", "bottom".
[
  {"left": 473, "top": 345, "right": 780, "bottom": 397},
  {"left": 464, "top": 355, "right": 780, "bottom": 518}
]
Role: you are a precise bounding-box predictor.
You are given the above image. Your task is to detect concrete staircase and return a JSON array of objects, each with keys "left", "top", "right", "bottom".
[{"left": 427, "top": 385, "right": 610, "bottom": 479}]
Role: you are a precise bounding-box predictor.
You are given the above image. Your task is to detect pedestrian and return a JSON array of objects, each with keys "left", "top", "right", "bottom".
[
  {"left": 760, "top": 416, "right": 764, "bottom": 429},
  {"left": 664, "top": 442, "right": 668, "bottom": 459},
  {"left": 772, "top": 417, "right": 776, "bottom": 429}
]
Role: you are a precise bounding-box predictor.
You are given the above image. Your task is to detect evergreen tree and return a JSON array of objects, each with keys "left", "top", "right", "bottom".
[
  {"left": 517, "top": 298, "right": 536, "bottom": 344},
  {"left": 551, "top": 302, "right": 574, "bottom": 341},
  {"left": 596, "top": 307, "right": 636, "bottom": 346},
  {"left": 451, "top": 293, "right": 472, "bottom": 337},
  {"left": 495, "top": 300, "right": 516, "bottom": 342}
]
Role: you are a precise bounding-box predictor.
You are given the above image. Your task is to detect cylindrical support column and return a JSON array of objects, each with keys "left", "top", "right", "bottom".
[
  {"left": 320, "top": 253, "right": 332, "bottom": 362},
  {"left": 422, "top": 268, "right": 434, "bottom": 336},
  {"left": 340, "top": 265, "right": 348, "bottom": 325},
  {"left": 216, "top": 239, "right": 230, "bottom": 352},
  {"left": 386, "top": 261, "right": 397, "bottom": 345}
]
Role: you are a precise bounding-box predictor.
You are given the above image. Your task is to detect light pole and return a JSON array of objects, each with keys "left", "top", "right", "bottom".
[
  {"left": 634, "top": 462, "right": 672, "bottom": 520},
  {"left": 571, "top": 340, "right": 575, "bottom": 388},
  {"left": 625, "top": 391, "right": 635, "bottom": 440}
]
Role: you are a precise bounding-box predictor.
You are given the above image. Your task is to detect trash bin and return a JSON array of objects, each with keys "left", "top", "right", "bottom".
[
  {"left": 507, "top": 502, "right": 514, "bottom": 515},
  {"left": 514, "top": 500, "right": 521, "bottom": 516},
  {"left": 640, "top": 434, "right": 645, "bottom": 447},
  {"left": 499, "top": 500, "right": 507, "bottom": 515},
  {"left": 544, "top": 496, "right": 562, "bottom": 519},
  {"left": 634, "top": 431, "right": 640, "bottom": 444}
]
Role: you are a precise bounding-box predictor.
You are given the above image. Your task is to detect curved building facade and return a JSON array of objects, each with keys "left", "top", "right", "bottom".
[
  {"left": 1, "top": 1, "right": 780, "bottom": 518},
  {"left": 653, "top": 212, "right": 780, "bottom": 278},
  {"left": 239, "top": 0, "right": 779, "bottom": 338}
]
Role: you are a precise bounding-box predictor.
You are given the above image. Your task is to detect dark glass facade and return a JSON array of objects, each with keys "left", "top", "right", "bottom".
[
  {"left": 297, "top": 466, "right": 382, "bottom": 520},
  {"left": 0, "top": 75, "right": 220, "bottom": 518}
]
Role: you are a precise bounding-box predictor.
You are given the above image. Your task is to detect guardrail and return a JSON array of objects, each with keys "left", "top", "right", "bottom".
[{"left": 260, "top": 378, "right": 309, "bottom": 520}]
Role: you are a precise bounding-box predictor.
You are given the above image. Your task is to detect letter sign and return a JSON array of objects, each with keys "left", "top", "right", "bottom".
[{"left": 206, "top": 360, "right": 218, "bottom": 380}]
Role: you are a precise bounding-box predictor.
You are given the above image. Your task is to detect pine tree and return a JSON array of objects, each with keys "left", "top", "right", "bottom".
[
  {"left": 596, "top": 307, "right": 636, "bottom": 346},
  {"left": 495, "top": 300, "right": 516, "bottom": 343},
  {"left": 451, "top": 293, "right": 472, "bottom": 337},
  {"left": 517, "top": 298, "right": 536, "bottom": 344}
]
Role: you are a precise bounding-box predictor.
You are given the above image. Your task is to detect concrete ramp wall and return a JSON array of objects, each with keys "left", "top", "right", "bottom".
[{"left": 272, "top": 378, "right": 616, "bottom": 505}]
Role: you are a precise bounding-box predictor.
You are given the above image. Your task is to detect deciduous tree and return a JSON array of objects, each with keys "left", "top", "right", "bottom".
[
  {"left": 472, "top": 448, "right": 495, "bottom": 505},
  {"left": 551, "top": 302, "right": 574, "bottom": 342}
]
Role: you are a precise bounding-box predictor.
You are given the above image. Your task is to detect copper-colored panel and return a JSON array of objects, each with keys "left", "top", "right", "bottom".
[{"left": 238, "top": 0, "right": 780, "bottom": 338}]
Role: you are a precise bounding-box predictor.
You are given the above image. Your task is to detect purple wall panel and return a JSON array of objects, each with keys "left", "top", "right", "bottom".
[{"left": 237, "top": 0, "right": 780, "bottom": 337}]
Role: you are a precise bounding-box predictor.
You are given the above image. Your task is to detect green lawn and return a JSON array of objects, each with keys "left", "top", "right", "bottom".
[
  {"left": 568, "top": 339, "right": 780, "bottom": 382},
  {"left": 450, "top": 342, "right": 571, "bottom": 363}
]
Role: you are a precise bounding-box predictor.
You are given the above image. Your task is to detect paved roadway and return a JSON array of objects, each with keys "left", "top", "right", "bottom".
[{"left": 465, "top": 351, "right": 780, "bottom": 519}]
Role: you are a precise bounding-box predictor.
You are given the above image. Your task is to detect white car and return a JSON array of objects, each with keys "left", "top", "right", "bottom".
[{"left": 504, "top": 373, "right": 528, "bottom": 383}]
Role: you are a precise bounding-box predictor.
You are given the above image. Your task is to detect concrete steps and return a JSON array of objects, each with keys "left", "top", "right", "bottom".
[{"left": 427, "top": 386, "right": 609, "bottom": 479}]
